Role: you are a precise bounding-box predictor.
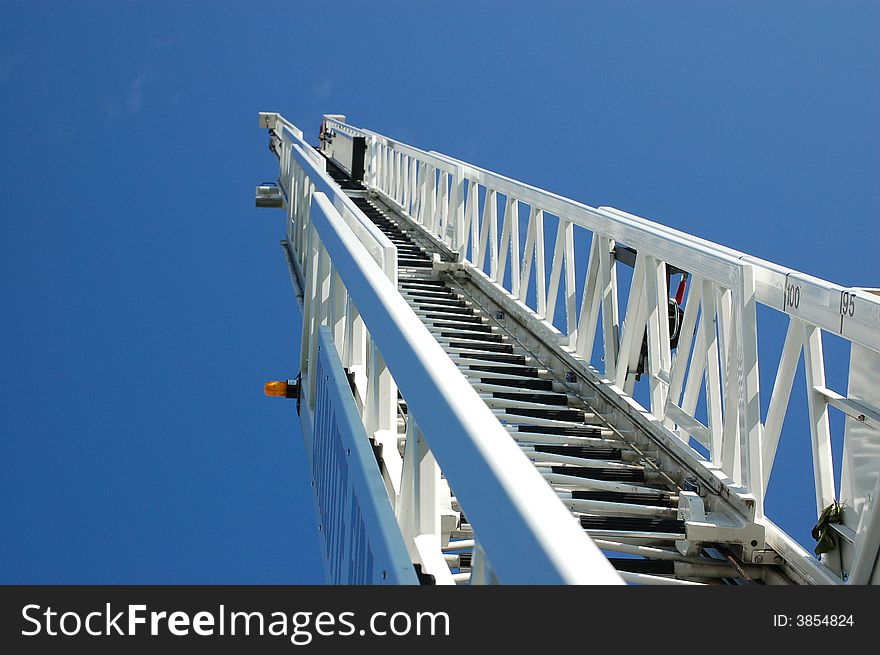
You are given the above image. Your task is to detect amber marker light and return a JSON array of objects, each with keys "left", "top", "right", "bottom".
[{"left": 264, "top": 380, "right": 290, "bottom": 397}]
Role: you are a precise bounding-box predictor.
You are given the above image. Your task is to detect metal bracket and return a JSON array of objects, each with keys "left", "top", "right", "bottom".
[
  {"left": 676, "top": 491, "right": 769, "bottom": 560},
  {"left": 749, "top": 548, "right": 784, "bottom": 565}
]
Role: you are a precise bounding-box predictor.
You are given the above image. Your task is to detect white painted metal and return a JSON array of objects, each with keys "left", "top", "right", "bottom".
[
  {"left": 262, "top": 112, "right": 880, "bottom": 585},
  {"left": 320, "top": 115, "right": 879, "bottom": 580},
  {"left": 304, "top": 190, "right": 622, "bottom": 584},
  {"left": 841, "top": 341, "right": 880, "bottom": 583}
]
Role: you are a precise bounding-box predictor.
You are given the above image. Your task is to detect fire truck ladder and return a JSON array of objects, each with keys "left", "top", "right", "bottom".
[{"left": 256, "top": 112, "right": 880, "bottom": 586}]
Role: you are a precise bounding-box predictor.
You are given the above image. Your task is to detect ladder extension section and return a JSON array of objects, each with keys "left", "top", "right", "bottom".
[{"left": 257, "top": 111, "right": 880, "bottom": 586}]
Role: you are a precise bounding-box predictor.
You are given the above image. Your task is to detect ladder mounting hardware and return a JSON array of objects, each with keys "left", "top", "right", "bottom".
[{"left": 256, "top": 181, "right": 283, "bottom": 208}]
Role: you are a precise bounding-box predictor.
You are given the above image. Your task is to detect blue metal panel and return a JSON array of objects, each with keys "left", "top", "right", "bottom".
[{"left": 306, "top": 327, "right": 417, "bottom": 584}]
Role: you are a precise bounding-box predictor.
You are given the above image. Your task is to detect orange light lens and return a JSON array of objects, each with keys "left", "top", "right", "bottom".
[{"left": 264, "top": 380, "right": 289, "bottom": 397}]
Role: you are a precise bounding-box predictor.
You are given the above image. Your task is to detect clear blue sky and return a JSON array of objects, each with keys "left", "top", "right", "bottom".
[{"left": 1, "top": 1, "right": 877, "bottom": 583}]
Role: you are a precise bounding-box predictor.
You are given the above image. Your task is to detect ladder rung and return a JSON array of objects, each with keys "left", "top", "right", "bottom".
[
  {"left": 515, "top": 424, "right": 604, "bottom": 437},
  {"left": 531, "top": 451, "right": 639, "bottom": 470},
  {"left": 464, "top": 364, "right": 540, "bottom": 376},
  {"left": 550, "top": 465, "right": 645, "bottom": 483},
  {"left": 477, "top": 376, "right": 552, "bottom": 391},
  {"left": 580, "top": 515, "right": 685, "bottom": 533},
  {"left": 505, "top": 407, "right": 589, "bottom": 422},
  {"left": 608, "top": 558, "right": 675, "bottom": 575},
  {"left": 583, "top": 529, "right": 685, "bottom": 541},
  {"left": 452, "top": 352, "right": 528, "bottom": 365},
  {"left": 560, "top": 496, "right": 678, "bottom": 518},
  {"left": 541, "top": 472, "right": 661, "bottom": 495},
  {"left": 437, "top": 330, "right": 504, "bottom": 343},
  {"left": 572, "top": 490, "right": 677, "bottom": 507},
  {"left": 429, "top": 321, "right": 494, "bottom": 333},
  {"left": 492, "top": 390, "right": 569, "bottom": 406},
  {"left": 511, "top": 431, "right": 612, "bottom": 446},
  {"left": 535, "top": 444, "right": 622, "bottom": 459},
  {"left": 420, "top": 313, "right": 484, "bottom": 324}
]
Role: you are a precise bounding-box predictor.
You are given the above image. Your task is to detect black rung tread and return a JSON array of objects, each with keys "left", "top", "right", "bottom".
[
  {"left": 424, "top": 313, "right": 483, "bottom": 324},
  {"left": 607, "top": 558, "right": 675, "bottom": 575},
  {"left": 507, "top": 407, "right": 585, "bottom": 422},
  {"left": 478, "top": 376, "right": 552, "bottom": 390},
  {"left": 415, "top": 298, "right": 467, "bottom": 308},
  {"left": 332, "top": 180, "right": 364, "bottom": 190},
  {"left": 458, "top": 353, "right": 527, "bottom": 365},
  {"left": 535, "top": 445, "right": 623, "bottom": 460},
  {"left": 407, "top": 289, "right": 457, "bottom": 297},
  {"left": 551, "top": 466, "right": 645, "bottom": 482},
  {"left": 516, "top": 424, "right": 604, "bottom": 437},
  {"left": 323, "top": 159, "right": 364, "bottom": 189},
  {"left": 378, "top": 228, "right": 412, "bottom": 238},
  {"left": 442, "top": 336, "right": 506, "bottom": 348},
  {"left": 572, "top": 490, "right": 676, "bottom": 507},
  {"left": 494, "top": 391, "right": 569, "bottom": 406},
  {"left": 580, "top": 516, "right": 685, "bottom": 533},
  {"left": 351, "top": 200, "right": 383, "bottom": 212},
  {"left": 400, "top": 281, "right": 448, "bottom": 289},
  {"left": 450, "top": 341, "right": 512, "bottom": 353},
  {"left": 405, "top": 291, "right": 459, "bottom": 300},
  {"left": 469, "top": 365, "right": 539, "bottom": 377},
  {"left": 347, "top": 201, "right": 443, "bottom": 266},
  {"left": 418, "top": 305, "right": 474, "bottom": 315},
  {"left": 441, "top": 331, "right": 503, "bottom": 343},
  {"left": 355, "top": 214, "right": 399, "bottom": 227},
  {"left": 431, "top": 322, "right": 492, "bottom": 333}
]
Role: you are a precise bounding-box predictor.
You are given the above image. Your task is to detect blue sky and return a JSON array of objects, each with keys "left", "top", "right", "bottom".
[{"left": 1, "top": 1, "right": 877, "bottom": 583}]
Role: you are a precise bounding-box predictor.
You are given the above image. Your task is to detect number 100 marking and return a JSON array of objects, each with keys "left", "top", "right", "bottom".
[{"left": 784, "top": 283, "right": 800, "bottom": 310}]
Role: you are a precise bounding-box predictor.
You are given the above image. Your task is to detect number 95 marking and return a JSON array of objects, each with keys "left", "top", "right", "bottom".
[{"left": 840, "top": 291, "right": 856, "bottom": 318}]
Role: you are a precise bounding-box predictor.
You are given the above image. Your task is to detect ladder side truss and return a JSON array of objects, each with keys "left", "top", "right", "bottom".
[{"left": 259, "top": 111, "right": 880, "bottom": 585}]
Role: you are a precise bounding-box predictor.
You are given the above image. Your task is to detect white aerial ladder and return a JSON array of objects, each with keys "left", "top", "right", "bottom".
[{"left": 256, "top": 111, "right": 880, "bottom": 585}]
